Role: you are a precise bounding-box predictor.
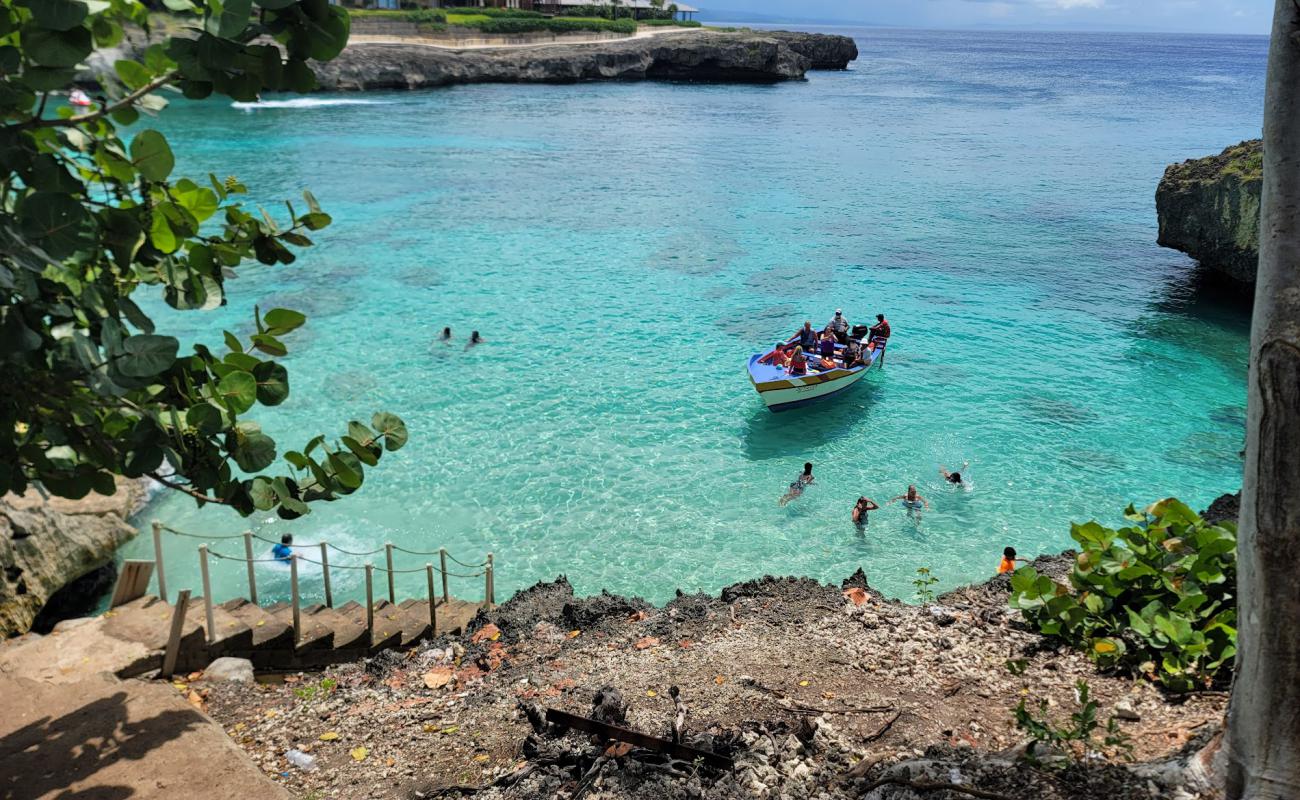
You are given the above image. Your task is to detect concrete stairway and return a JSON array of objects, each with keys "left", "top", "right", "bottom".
[{"left": 102, "top": 594, "right": 484, "bottom": 674}]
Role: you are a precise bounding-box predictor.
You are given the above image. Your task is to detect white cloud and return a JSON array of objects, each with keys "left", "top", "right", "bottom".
[{"left": 1041, "top": 0, "right": 1106, "bottom": 8}]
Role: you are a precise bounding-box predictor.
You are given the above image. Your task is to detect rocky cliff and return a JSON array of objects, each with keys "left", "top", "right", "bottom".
[
  {"left": 1, "top": 480, "right": 142, "bottom": 637},
  {"left": 313, "top": 30, "right": 855, "bottom": 91},
  {"left": 1156, "top": 139, "right": 1262, "bottom": 285}
]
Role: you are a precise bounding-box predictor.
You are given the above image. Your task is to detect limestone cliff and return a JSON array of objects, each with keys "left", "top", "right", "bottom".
[
  {"left": 1156, "top": 140, "right": 1262, "bottom": 285},
  {"left": 1, "top": 480, "right": 142, "bottom": 637},
  {"left": 313, "top": 30, "right": 854, "bottom": 91}
]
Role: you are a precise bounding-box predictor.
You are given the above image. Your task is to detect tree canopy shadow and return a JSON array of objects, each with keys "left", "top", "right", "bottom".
[{"left": 0, "top": 689, "right": 205, "bottom": 800}]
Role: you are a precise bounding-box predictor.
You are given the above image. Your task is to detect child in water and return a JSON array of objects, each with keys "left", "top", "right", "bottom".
[
  {"left": 272, "top": 534, "right": 293, "bottom": 564},
  {"left": 998, "top": 547, "right": 1019, "bottom": 575},
  {"left": 852, "top": 497, "right": 880, "bottom": 527},
  {"left": 779, "top": 463, "right": 814, "bottom": 507}
]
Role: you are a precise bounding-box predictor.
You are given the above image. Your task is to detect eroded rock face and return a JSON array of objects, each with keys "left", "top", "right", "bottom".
[
  {"left": 1156, "top": 140, "right": 1262, "bottom": 285},
  {"left": 312, "top": 31, "right": 856, "bottom": 91},
  {"left": 1, "top": 488, "right": 139, "bottom": 637}
]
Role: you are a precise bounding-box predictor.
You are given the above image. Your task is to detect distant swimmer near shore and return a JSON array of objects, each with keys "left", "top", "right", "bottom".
[
  {"left": 888, "top": 484, "right": 930, "bottom": 513},
  {"left": 779, "top": 462, "right": 814, "bottom": 507},
  {"left": 439, "top": 326, "right": 452, "bottom": 341},
  {"left": 465, "top": 330, "right": 482, "bottom": 350}
]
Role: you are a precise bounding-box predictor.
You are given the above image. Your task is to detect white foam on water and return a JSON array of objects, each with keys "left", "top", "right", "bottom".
[{"left": 231, "top": 98, "right": 394, "bottom": 111}]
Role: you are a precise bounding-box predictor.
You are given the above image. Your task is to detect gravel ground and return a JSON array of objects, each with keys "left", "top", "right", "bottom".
[{"left": 198, "top": 560, "right": 1226, "bottom": 800}]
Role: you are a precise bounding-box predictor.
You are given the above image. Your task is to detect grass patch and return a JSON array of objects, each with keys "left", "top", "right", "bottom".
[{"left": 640, "top": 18, "right": 702, "bottom": 27}]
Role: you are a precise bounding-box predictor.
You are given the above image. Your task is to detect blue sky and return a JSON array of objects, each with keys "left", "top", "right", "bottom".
[{"left": 699, "top": 0, "right": 1274, "bottom": 34}]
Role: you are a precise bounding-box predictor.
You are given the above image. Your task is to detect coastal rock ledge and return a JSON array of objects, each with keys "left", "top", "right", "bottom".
[
  {"left": 313, "top": 31, "right": 857, "bottom": 91},
  {"left": 1156, "top": 139, "right": 1261, "bottom": 285}
]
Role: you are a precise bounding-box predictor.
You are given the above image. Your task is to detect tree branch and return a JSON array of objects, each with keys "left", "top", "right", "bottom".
[
  {"left": 15, "top": 70, "right": 181, "bottom": 130},
  {"left": 857, "top": 777, "right": 1012, "bottom": 800},
  {"left": 147, "top": 471, "right": 232, "bottom": 506}
]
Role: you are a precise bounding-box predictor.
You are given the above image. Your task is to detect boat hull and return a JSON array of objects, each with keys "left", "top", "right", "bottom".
[{"left": 747, "top": 353, "right": 876, "bottom": 412}]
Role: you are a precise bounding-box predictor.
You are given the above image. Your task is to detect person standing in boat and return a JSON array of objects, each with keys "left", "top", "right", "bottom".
[
  {"left": 786, "top": 346, "right": 808, "bottom": 376},
  {"left": 795, "top": 321, "right": 817, "bottom": 351},
  {"left": 779, "top": 462, "right": 815, "bottom": 507},
  {"left": 828, "top": 309, "right": 850, "bottom": 343}
]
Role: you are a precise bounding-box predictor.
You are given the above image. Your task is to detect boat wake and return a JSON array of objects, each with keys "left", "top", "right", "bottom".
[{"left": 231, "top": 98, "right": 393, "bottom": 111}]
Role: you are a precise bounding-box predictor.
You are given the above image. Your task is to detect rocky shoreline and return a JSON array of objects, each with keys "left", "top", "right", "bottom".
[
  {"left": 1156, "top": 140, "right": 1261, "bottom": 286},
  {"left": 312, "top": 30, "right": 858, "bottom": 91}
]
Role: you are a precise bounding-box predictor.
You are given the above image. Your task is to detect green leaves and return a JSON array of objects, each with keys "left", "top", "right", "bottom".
[
  {"left": 24, "top": 0, "right": 89, "bottom": 31},
  {"left": 118, "top": 334, "right": 179, "bottom": 378},
  {"left": 263, "top": 308, "right": 306, "bottom": 334},
  {"left": 23, "top": 25, "right": 93, "bottom": 67},
  {"left": 130, "top": 130, "right": 175, "bottom": 182},
  {"left": 18, "top": 192, "right": 96, "bottom": 258},
  {"left": 1010, "top": 498, "right": 1237, "bottom": 692},
  {"left": 218, "top": 370, "right": 257, "bottom": 414},
  {"left": 372, "top": 412, "right": 408, "bottom": 451}
]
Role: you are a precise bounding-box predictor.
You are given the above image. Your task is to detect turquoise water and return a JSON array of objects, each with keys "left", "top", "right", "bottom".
[{"left": 121, "top": 28, "right": 1262, "bottom": 605}]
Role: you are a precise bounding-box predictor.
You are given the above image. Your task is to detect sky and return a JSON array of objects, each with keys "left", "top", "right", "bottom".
[{"left": 698, "top": 0, "right": 1274, "bottom": 34}]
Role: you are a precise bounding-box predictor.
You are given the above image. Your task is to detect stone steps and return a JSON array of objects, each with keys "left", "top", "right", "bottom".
[{"left": 101, "top": 593, "right": 490, "bottom": 674}]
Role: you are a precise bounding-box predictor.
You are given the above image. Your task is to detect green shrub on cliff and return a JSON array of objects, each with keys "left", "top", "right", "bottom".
[
  {"left": 641, "top": 18, "right": 702, "bottom": 27},
  {"left": 1010, "top": 498, "right": 1237, "bottom": 692},
  {"left": 443, "top": 7, "right": 545, "bottom": 19},
  {"left": 0, "top": 0, "right": 407, "bottom": 518},
  {"left": 476, "top": 16, "right": 636, "bottom": 35}
]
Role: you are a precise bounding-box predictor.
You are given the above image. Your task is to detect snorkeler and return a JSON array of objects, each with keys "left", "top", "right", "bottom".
[
  {"left": 852, "top": 496, "right": 880, "bottom": 526},
  {"left": 939, "top": 462, "right": 969, "bottom": 485},
  {"left": 779, "top": 462, "right": 814, "bottom": 507},
  {"left": 887, "top": 485, "right": 930, "bottom": 512}
]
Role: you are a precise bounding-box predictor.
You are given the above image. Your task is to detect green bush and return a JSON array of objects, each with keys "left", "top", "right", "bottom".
[
  {"left": 476, "top": 16, "right": 636, "bottom": 34},
  {"left": 1014, "top": 680, "right": 1134, "bottom": 764},
  {"left": 349, "top": 8, "right": 447, "bottom": 23},
  {"left": 1009, "top": 498, "right": 1237, "bottom": 692},
  {"left": 641, "top": 18, "right": 702, "bottom": 27},
  {"left": 443, "top": 6, "right": 546, "bottom": 18}
]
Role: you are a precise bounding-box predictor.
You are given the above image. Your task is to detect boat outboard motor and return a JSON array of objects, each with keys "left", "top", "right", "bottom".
[{"left": 851, "top": 324, "right": 870, "bottom": 341}]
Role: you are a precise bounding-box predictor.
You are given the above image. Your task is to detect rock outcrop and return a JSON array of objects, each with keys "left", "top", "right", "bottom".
[
  {"left": 313, "top": 30, "right": 854, "bottom": 91},
  {"left": 766, "top": 31, "right": 858, "bottom": 70},
  {"left": 1, "top": 480, "right": 142, "bottom": 637},
  {"left": 1156, "top": 140, "right": 1262, "bottom": 285}
]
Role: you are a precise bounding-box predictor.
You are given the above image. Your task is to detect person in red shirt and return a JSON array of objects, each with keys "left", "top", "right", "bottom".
[
  {"left": 786, "top": 346, "right": 808, "bottom": 375},
  {"left": 758, "top": 342, "right": 789, "bottom": 366},
  {"left": 869, "top": 313, "right": 891, "bottom": 342},
  {"left": 998, "top": 547, "right": 1020, "bottom": 575}
]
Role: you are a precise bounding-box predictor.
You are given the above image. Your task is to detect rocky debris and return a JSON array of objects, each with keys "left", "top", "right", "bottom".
[
  {"left": 201, "top": 566, "right": 1226, "bottom": 800},
  {"left": 1156, "top": 140, "right": 1261, "bottom": 285},
  {"left": 312, "top": 31, "right": 857, "bottom": 91},
  {"left": 204, "top": 657, "right": 256, "bottom": 684},
  {"left": 1202, "top": 492, "right": 1241, "bottom": 527},
  {"left": 766, "top": 30, "right": 859, "bottom": 69},
  {"left": 0, "top": 487, "right": 140, "bottom": 637}
]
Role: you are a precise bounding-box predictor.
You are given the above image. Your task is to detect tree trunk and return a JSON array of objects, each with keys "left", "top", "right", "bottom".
[{"left": 1225, "top": 2, "right": 1300, "bottom": 798}]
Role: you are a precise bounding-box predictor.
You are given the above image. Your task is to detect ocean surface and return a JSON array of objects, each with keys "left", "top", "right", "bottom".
[{"left": 120, "top": 28, "right": 1264, "bottom": 606}]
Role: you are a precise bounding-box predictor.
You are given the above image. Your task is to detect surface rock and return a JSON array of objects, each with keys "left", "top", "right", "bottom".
[
  {"left": 1156, "top": 140, "right": 1261, "bottom": 285},
  {"left": 203, "top": 657, "right": 256, "bottom": 683}
]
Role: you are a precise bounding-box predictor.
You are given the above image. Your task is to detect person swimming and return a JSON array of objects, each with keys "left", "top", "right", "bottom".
[
  {"left": 272, "top": 533, "right": 293, "bottom": 564},
  {"left": 779, "top": 462, "right": 814, "bottom": 507},
  {"left": 939, "top": 462, "right": 969, "bottom": 486},
  {"left": 998, "top": 547, "right": 1019, "bottom": 575},
  {"left": 888, "top": 485, "right": 930, "bottom": 512},
  {"left": 465, "top": 330, "right": 482, "bottom": 350},
  {"left": 439, "top": 326, "right": 452, "bottom": 341},
  {"left": 852, "top": 496, "right": 880, "bottom": 526}
]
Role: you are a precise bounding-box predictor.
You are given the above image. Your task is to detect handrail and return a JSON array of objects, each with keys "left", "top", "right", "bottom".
[{"left": 205, "top": 548, "right": 486, "bottom": 578}]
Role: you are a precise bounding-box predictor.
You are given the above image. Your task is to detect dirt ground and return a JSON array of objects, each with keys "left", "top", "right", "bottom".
[{"left": 199, "top": 556, "right": 1225, "bottom": 800}]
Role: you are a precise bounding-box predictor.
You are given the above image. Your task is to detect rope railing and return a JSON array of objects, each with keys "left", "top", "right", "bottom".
[{"left": 151, "top": 521, "right": 496, "bottom": 642}]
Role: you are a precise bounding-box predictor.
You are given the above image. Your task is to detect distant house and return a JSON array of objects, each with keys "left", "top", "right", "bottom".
[{"left": 530, "top": 0, "right": 698, "bottom": 19}]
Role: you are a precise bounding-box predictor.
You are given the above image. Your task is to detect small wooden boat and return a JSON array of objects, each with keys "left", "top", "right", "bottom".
[{"left": 747, "top": 337, "right": 884, "bottom": 412}]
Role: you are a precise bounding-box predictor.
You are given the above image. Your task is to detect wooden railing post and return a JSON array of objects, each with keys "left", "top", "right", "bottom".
[
  {"left": 290, "top": 554, "right": 301, "bottom": 648},
  {"left": 483, "top": 558, "right": 492, "bottom": 611},
  {"left": 487, "top": 552, "right": 495, "bottom": 607},
  {"left": 426, "top": 563, "right": 437, "bottom": 635},
  {"left": 152, "top": 521, "right": 167, "bottom": 602},
  {"left": 439, "top": 548, "right": 449, "bottom": 604},
  {"left": 161, "top": 589, "right": 191, "bottom": 679},
  {"left": 320, "top": 541, "right": 332, "bottom": 608},
  {"left": 243, "top": 531, "right": 257, "bottom": 604},
  {"left": 365, "top": 563, "right": 375, "bottom": 647},
  {"left": 385, "top": 543, "right": 396, "bottom": 603},
  {"left": 198, "top": 545, "right": 214, "bottom": 645}
]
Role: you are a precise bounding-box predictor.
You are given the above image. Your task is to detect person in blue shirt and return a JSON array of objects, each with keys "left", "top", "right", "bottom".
[{"left": 272, "top": 534, "right": 293, "bottom": 563}]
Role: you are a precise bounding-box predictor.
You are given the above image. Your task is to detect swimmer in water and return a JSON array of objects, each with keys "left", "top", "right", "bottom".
[
  {"left": 778, "top": 462, "right": 814, "bottom": 507},
  {"left": 852, "top": 496, "right": 880, "bottom": 527},
  {"left": 271, "top": 533, "right": 293, "bottom": 564},
  {"left": 887, "top": 485, "right": 930, "bottom": 512},
  {"left": 465, "top": 330, "right": 482, "bottom": 350},
  {"left": 939, "top": 462, "right": 969, "bottom": 486},
  {"left": 439, "top": 326, "right": 452, "bottom": 341}
]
